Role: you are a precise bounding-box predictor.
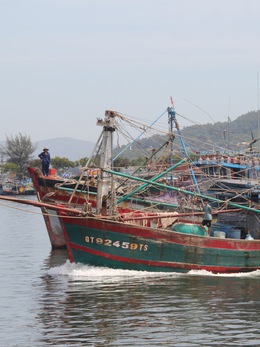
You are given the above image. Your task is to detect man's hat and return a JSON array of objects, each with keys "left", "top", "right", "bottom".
[{"left": 43, "top": 147, "right": 49, "bottom": 151}]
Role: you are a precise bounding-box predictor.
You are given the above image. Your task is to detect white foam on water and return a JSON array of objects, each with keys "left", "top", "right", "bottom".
[
  {"left": 47, "top": 261, "right": 260, "bottom": 281},
  {"left": 188, "top": 269, "right": 260, "bottom": 278},
  {"left": 47, "top": 260, "right": 184, "bottom": 282}
]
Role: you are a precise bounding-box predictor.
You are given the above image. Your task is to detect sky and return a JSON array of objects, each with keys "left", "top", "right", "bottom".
[{"left": 1, "top": 0, "right": 260, "bottom": 144}]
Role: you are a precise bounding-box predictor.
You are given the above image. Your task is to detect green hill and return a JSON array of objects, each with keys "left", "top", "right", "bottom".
[
  {"left": 114, "top": 110, "right": 260, "bottom": 160},
  {"left": 181, "top": 110, "right": 260, "bottom": 153}
]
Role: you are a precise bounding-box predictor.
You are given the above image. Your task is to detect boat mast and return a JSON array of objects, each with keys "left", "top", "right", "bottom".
[
  {"left": 168, "top": 104, "right": 175, "bottom": 186},
  {"left": 167, "top": 106, "right": 201, "bottom": 195},
  {"left": 96, "top": 110, "right": 117, "bottom": 215}
]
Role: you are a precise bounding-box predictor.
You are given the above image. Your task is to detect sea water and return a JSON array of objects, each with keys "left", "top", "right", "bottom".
[{"left": 0, "top": 198, "right": 260, "bottom": 347}]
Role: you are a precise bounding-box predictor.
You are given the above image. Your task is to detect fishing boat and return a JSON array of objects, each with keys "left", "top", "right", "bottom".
[
  {"left": 0, "top": 182, "right": 36, "bottom": 196},
  {"left": 0, "top": 183, "right": 16, "bottom": 195},
  {"left": 1, "top": 105, "right": 260, "bottom": 271},
  {"left": 53, "top": 108, "right": 260, "bottom": 273}
]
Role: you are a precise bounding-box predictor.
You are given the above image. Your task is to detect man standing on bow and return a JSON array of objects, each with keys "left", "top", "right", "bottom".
[{"left": 38, "top": 147, "right": 51, "bottom": 176}]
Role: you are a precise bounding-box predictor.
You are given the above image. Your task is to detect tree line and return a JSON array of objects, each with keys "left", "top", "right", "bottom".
[{"left": 0, "top": 133, "right": 87, "bottom": 178}]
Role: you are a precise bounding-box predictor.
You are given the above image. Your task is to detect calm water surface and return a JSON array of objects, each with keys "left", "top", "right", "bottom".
[{"left": 0, "top": 198, "right": 259, "bottom": 347}]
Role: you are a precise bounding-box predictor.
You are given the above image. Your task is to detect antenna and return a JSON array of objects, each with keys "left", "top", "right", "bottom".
[
  {"left": 227, "top": 97, "right": 231, "bottom": 150},
  {"left": 257, "top": 71, "right": 260, "bottom": 143}
]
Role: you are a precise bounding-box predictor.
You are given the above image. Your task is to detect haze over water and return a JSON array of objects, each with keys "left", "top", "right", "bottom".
[{"left": 0, "top": 198, "right": 259, "bottom": 346}]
